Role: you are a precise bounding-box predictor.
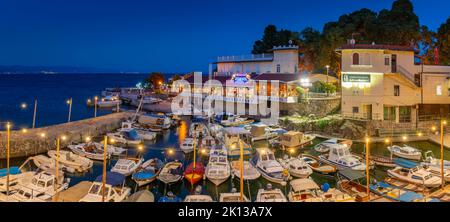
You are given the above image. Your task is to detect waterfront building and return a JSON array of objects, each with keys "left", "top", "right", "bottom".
[
  {"left": 337, "top": 42, "right": 450, "bottom": 124},
  {"left": 173, "top": 45, "right": 304, "bottom": 116}
]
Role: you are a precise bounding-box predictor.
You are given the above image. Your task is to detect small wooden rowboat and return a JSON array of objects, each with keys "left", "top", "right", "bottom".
[
  {"left": 299, "top": 154, "right": 336, "bottom": 175},
  {"left": 184, "top": 162, "right": 205, "bottom": 185},
  {"left": 353, "top": 152, "right": 396, "bottom": 167}
]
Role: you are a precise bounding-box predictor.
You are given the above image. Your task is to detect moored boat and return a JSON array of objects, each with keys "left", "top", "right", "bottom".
[
  {"left": 205, "top": 149, "right": 230, "bottom": 186},
  {"left": 252, "top": 148, "right": 289, "bottom": 185},
  {"left": 387, "top": 166, "right": 442, "bottom": 188},
  {"left": 111, "top": 157, "right": 144, "bottom": 176},
  {"left": 299, "top": 154, "right": 336, "bottom": 175},
  {"left": 47, "top": 150, "right": 93, "bottom": 173},
  {"left": 279, "top": 131, "right": 315, "bottom": 150},
  {"left": 314, "top": 138, "right": 352, "bottom": 153},
  {"left": 387, "top": 145, "right": 422, "bottom": 161},
  {"left": 230, "top": 160, "right": 261, "bottom": 181},
  {"left": 318, "top": 144, "right": 366, "bottom": 171},
  {"left": 132, "top": 158, "right": 164, "bottom": 187},
  {"left": 278, "top": 156, "right": 312, "bottom": 178},
  {"left": 79, "top": 172, "right": 131, "bottom": 202},
  {"left": 256, "top": 184, "right": 288, "bottom": 202}
]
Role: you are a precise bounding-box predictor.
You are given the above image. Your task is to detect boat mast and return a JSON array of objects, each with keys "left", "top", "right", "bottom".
[
  {"left": 239, "top": 137, "right": 244, "bottom": 202},
  {"left": 132, "top": 89, "right": 145, "bottom": 122}
]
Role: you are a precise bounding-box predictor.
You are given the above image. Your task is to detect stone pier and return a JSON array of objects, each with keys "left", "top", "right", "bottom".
[{"left": 0, "top": 112, "right": 134, "bottom": 159}]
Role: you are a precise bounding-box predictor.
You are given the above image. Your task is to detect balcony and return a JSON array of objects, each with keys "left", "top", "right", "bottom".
[{"left": 217, "top": 53, "right": 273, "bottom": 63}]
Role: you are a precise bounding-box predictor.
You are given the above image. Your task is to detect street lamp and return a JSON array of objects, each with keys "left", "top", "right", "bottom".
[
  {"left": 365, "top": 137, "right": 370, "bottom": 197},
  {"left": 94, "top": 96, "right": 98, "bottom": 118},
  {"left": 440, "top": 120, "right": 447, "bottom": 189},
  {"left": 6, "top": 122, "right": 11, "bottom": 196},
  {"left": 67, "top": 98, "right": 73, "bottom": 123},
  {"left": 85, "top": 136, "right": 91, "bottom": 142},
  {"left": 102, "top": 136, "right": 108, "bottom": 202},
  {"left": 325, "top": 65, "right": 330, "bottom": 83}
]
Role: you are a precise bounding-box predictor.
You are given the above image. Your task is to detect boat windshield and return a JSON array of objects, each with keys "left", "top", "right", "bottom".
[
  {"left": 267, "top": 153, "right": 275, "bottom": 160},
  {"left": 32, "top": 178, "right": 46, "bottom": 188},
  {"left": 89, "top": 184, "right": 110, "bottom": 196}
]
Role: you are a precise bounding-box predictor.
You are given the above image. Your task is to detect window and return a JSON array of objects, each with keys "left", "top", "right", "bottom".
[
  {"left": 394, "top": 85, "right": 400, "bottom": 96},
  {"left": 352, "top": 107, "right": 359, "bottom": 113},
  {"left": 276, "top": 64, "right": 281, "bottom": 73},
  {"left": 436, "top": 85, "right": 442, "bottom": 95},
  {"left": 384, "top": 57, "right": 390, "bottom": 66},
  {"left": 352, "top": 53, "right": 359, "bottom": 65}
]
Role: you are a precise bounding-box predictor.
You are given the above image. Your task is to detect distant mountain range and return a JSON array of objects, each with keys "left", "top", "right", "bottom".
[{"left": 0, "top": 65, "right": 143, "bottom": 74}]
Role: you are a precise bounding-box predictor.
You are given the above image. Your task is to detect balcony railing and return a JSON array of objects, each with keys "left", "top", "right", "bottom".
[{"left": 217, "top": 54, "right": 273, "bottom": 62}]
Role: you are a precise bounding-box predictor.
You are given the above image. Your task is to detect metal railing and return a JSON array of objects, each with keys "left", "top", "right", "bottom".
[
  {"left": 217, "top": 54, "right": 273, "bottom": 62},
  {"left": 397, "top": 65, "right": 420, "bottom": 86}
]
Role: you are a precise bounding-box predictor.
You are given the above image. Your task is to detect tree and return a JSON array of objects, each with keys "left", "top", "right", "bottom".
[
  {"left": 143, "top": 72, "right": 165, "bottom": 90},
  {"left": 252, "top": 25, "right": 296, "bottom": 54},
  {"left": 168, "top": 74, "right": 182, "bottom": 87},
  {"left": 419, "top": 25, "right": 437, "bottom": 64},
  {"left": 298, "top": 27, "right": 321, "bottom": 72},
  {"left": 436, "top": 17, "right": 450, "bottom": 65}
]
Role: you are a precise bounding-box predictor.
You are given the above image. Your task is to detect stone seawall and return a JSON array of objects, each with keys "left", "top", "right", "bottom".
[
  {"left": 282, "top": 97, "right": 341, "bottom": 117},
  {"left": 0, "top": 112, "right": 134, "bottom": 159}
]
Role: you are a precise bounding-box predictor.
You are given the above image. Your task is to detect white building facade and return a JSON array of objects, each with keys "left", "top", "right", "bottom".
[{"left": 337, "top": 43, "right": 450, "bottom": 124}]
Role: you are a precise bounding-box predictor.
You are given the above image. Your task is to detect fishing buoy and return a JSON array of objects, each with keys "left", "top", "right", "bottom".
[{"left": 321, "top": 183, "right": 330, "bottom": 192}]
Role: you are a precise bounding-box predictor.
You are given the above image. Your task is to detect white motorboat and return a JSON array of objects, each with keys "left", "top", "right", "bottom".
[
  {"left": 201, "top": 136, "right": 216, "bottom": 149},
  {"left": 184, "top": 195, "right": 214, "bottom": 202},
  {"left": 132, "top": 158, "right": 164, "bottom": 187},
  {"left": 79, "top": 172, "right": 131, "bottom": 202},
  {"left": 230, "top": 160, "right": 261, "bottom": 181},
  {"left": 31, "top": 155, "right": 76, "bottom": 173},
  {"left": 387, "top": 145, "right": 422, "bottom": 160},
  {"left": 189, "top": 122, "right": 209, "bottom": 138},
  {"left": 208, "top": 123, "right": 223, "bottom": 138},
  {"left": 220, "top": 115, "right": 254, "bottom": 127},
  {"left": 421, "top": 151, "right": 450, "bottom": 170},
  {"left": 319, "top": 143, "right": 366, "bottom": 171},
  {"left": 387, "top": 166, "right": 442, "bottom": 188},
  {"left": 248, "top": 124, "right": 278, "bottom": 142},
  {"left": 0, "top": 168, "right": 35, "bottom": 193},
  {"left": 279, "top": 131, "right": 315, "bottom": 150},
  {"left": 97, "top": 95, "right": 121, "bottom": 108},
  {"left": 120, "top": 121, "right": 157, "bottom": 141},
  {"left": 256, "top": 184, "right": 288, "bottom": 202},
  {"left": 138, "top": 114, "right": 171, "bottom": 130},
  {"left": 184, "top": 185, "right": 213, "bottom": 202},
  {"left": 222, "top": 127, "right": 252, "bottom": 158},
  {"left": 180, "top": 137, "right": 195, "bottom": 153},
  {"left": 11, "top": 170, "right": 70, "bottom": 202},
  {"left": 288, "top": 178, "right": 323, "bottom": 202},
  {"left": 252, "top": 148, "right": 289, "bottom": 185},
  {"left": 157, "top": 161, "right": 183, "bottom": 184},
  {"left": 299, "top": 154, "right": 337, "bottom": 175},
  {"left": 278, "top": 156, "right": 312, "bottom": 178},
  {"left": 68, "top": 142, "right": 126, "bottom": 160},
  {"left": 107, "top": 128, "right": 143, "bottom": 145},
  {"left": 111, "top": 157, "right": 144, "bottom": 176},
  {"left": 314, "top": 138, "right": 353, "bottom": 153},
  {"left": 206, "top": 149, "right": 230, "bottom": 186},
  {"left": 47, "top": 150, "right": 93, "bottom": 173},
  {"left": 219, "top": 188, "right": 249, "bottom": 202}
]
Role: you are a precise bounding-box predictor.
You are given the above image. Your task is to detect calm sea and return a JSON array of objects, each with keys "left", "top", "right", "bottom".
[{"left": 0, "top": 73, "right": 149, "bottom": 129}]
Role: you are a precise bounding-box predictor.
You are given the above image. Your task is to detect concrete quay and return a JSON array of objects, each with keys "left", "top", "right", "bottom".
[{"left": 0, "top": 112, "right": 134, "bottom": 159}]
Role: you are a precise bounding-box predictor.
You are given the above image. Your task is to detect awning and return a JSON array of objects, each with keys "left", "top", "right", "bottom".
[{"left": 290, "top": 179, "right": 320, "bottom": 192}]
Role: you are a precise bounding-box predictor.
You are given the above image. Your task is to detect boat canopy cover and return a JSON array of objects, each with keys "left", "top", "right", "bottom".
[
  {"left": 133, "top": 171, "right": 156, "bottom": 180},
  {"left": 124, "top": 129, "right": 141, "bottom": 140},
  {"left": 95, "top": 172, "right": 125, "bottom": 186},
  {"left": 0, "top": 167, "right": 21, "bottom": 177},
  {"left": 393, "top": 158, "right": 418, "bottom": 169},
  {"left": 338, "top": 169, "right": 366, "bottom": 181},
  {"left": 123, "top": 190, "right": 155, "bottom": 202},
  {"left": 290, "top": 179, "right": 319, "bottom": 192},
  {"left": 250, "top": 125, "right": 265, "bottom": 137},
  {"left": 223, "top": 127, "right": 250, "bottom": 135}
]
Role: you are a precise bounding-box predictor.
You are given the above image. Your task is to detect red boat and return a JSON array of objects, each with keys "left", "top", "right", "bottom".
[{"left": 184, "top": 162, "right": 205, "bottom": 185}]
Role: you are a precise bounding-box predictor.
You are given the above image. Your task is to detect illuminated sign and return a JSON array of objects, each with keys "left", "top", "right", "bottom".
[{"left": 342, "top": 74, "right": 371, "bottom": 83}]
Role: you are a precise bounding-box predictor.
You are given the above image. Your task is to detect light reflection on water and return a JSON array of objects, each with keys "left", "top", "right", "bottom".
[{"left": 2, "top": 118, "right": 448, "bottom": 202}]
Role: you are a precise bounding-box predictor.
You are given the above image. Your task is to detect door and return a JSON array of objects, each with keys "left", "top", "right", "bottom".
[
  {"left": 362, "top": 104, "right": 372, "bottom": 120},
  {"left": 391, "top": 54, "right": 397, "bottom": 73}
]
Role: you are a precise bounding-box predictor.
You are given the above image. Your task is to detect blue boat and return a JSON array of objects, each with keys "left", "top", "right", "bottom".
[
  {"left": 0, "top": 167, "right": 21, "bottom": 177},
  {"left": 394, "top": 158, "right": 418, "bottom": 169},
  {"left": 370, "top": 182, "right": 440, "bottom": 202},
  {"left": 132, "top": 158, "right": 164, "bottom": 187},
  {"left": 158, "top": 192, "right": 182, "bottom": 202}
]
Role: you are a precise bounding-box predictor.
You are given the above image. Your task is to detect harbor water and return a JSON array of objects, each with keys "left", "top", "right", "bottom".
[{"left": 0, "top": 73, "right": 448, "bottom": 201}]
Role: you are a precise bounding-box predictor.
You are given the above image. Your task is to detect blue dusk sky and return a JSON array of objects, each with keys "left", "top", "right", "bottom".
[{"left": 0, "top": 0, "right": 449, "bottom": 73}]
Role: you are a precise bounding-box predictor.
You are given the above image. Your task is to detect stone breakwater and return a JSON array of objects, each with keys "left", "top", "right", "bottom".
[{"left": 0, "top": 112, "right": 134, "bottom": 159}]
